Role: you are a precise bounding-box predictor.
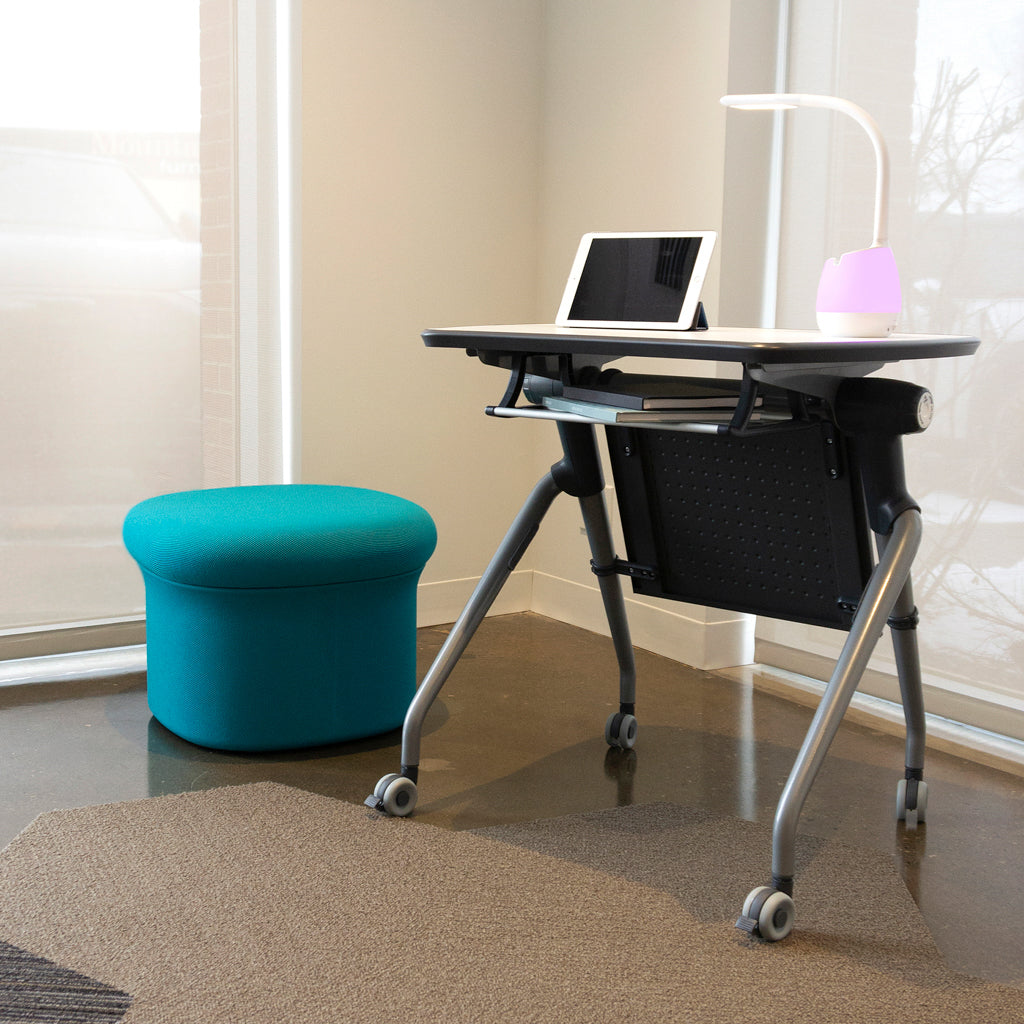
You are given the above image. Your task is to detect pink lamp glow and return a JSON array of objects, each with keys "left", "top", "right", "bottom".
[{"left": 721, "top": 93, "right": 902, "bottom": 338}]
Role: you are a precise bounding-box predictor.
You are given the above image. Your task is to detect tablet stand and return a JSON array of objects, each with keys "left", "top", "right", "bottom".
[{"left": 689, "top": 301, "right": 709, "bottom": 330}]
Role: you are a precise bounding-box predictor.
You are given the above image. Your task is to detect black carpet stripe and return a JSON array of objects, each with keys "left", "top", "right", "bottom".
[{"left": 0, "top": 941, "right": 131, "bottom": 1023}]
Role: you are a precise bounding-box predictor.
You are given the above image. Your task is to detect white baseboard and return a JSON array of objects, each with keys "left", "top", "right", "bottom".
[
  {"left": 416, "top": 571, "right": 533, "bottom": 628},
  {"left": 0, "top": 619, "right": 146, "bottom": 662},
  {"left": 416, "top": 571, "right": 1024, "bottom": 776},
  {"left": 0, "top": 645, "right": 147, "bottom": 687},
  {"left": 416, "top": 569, "right": 753, "bottom": 670},
  {"left": 755, "top": 639, "right": 1024, "bottom": 747},
  {"left": 723, "top": 662, "right": 1024, "bottom": 780},
  {"left": 6, "top": 573, "right": 1018, "bottom": 779},
  {"left": 528, "top": 571, "right": 754, "bottom": 671}
]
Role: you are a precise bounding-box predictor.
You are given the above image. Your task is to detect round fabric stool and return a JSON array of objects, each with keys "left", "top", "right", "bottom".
[{"left": 123, "top": 484, "right": 436, "bottom": 752}]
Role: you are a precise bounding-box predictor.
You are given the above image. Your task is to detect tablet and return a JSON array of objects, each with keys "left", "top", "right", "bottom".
[{"left": 555, "top": 231, "right": 716, "bottom": 330}]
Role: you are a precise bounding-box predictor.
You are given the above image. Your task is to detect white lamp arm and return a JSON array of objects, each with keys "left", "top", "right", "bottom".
[{"left": 720, "top": 93, "right": 889, "bottom": 248}]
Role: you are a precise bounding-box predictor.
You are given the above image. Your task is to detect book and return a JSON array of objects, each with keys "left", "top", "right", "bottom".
[
  {"left": 541, "top": 395, "right": 739, "bottom": 425},
  {"left": 561, "top": 373, "right": 753, "bottom": 410}
]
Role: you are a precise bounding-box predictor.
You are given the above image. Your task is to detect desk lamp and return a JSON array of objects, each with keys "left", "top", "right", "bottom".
[{"left": 720, "top": 92, "right": 901, "bottom": 338}]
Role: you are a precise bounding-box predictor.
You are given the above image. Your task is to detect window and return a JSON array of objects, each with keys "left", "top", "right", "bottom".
[
  {"left": 722, "top": 0, "right": 1024, "bottom": 740},
  {"left": 0, "top": 0, "right": 297, "bottom": 662},
  {"left": 0, "top": 2, "right": 201, "bottom": 641}
]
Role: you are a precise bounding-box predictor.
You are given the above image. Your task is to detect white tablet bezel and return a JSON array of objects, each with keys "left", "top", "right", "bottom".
[{"left": 555, "top": 231, "right": 717, "bottom": 330}]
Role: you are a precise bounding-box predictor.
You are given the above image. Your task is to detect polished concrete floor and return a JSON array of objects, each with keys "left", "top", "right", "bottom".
[{"left": 1, "top": 612, "right": 1022, "bottom": 987}]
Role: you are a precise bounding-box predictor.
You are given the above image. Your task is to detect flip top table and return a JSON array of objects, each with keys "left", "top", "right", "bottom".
[
  {"left": 369, "top": 323, "right": 980, "bottom": 942},
  {"left": 422, "top": 322, "right": 978, "bottom": 363}
]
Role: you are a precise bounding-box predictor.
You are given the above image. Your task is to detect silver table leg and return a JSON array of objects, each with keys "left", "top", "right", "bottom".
[
  {"left": 399, "top": 470, "right": 562, "bottom": 771},
  {"left": 368, "top": 421, "right": 637, "bottom": 814},
  {"left": 878, "top": 530, "right": 928, "bottom": 821},
  {"left": 578, "top": 489, "right": 637, "bottom": 710},
  {"left": 770, "top": 507, "right": 924, "bottom": 888},
  {"left": 737, "top": 508, "right": 924, "bottom": 942}
]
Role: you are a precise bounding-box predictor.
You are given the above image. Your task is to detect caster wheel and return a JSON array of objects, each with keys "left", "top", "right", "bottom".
[
  {"left": 373, "top": 773, "right": 401, "bottom": 801},
  {"left": 372, "top": 774, "right": 418, "bottom": 817},
  {"left": 742, "top": 886, "right": 773, "bottom": 919},
  {"left": 758, "top": 890, "right": 795, "bottom": 941},
  {"left": 605, "top": 711, "right": 638, "bottom": 750},
  {"left": 739, "top": 886, "right": 794, "bottom": 942},
  {"left": 896, "top": 778, "right": 928, "bottom": 822},
  {"left": 917, "top": 781, "right": 928, "bottom": 820}
]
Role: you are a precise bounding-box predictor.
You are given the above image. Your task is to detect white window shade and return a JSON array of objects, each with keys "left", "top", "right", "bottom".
[
  {"left": 0, "top": 0, "right": 297, "bottom": 662},
  {"left": 724, "top": 0, "right": 1024, "bottom": 742},
  {"left": 0, "top": 3, "right": 201, "bottom": 651}
]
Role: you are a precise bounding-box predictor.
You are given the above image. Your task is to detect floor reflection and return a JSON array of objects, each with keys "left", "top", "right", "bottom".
[{"left": 0, "top": 612, "right": 1021, "bottom": 987}]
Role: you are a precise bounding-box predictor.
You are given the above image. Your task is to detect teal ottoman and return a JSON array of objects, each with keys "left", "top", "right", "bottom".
[{"left": 123, "top": 484, "right": 436, "bottom": 752}]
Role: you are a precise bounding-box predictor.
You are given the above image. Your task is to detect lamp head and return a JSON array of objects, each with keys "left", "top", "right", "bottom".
[{"left": 721, "top": 98, "right": 797, "bottom": 111}]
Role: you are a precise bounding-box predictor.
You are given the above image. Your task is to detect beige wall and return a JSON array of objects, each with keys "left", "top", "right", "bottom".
[
  {"left": 301, "top": 0, "right": 546, "bottom": 602},
  {"left": 301, "top": 0, "right": 745, "bottom": 660},
  {"left": 527, "top": 2, "right": 752, "bottom": 666},
  {"left": 536, "top": 0, "right": 731, "bottom": 321}
]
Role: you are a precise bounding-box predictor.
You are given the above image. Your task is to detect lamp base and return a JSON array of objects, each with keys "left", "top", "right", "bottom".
[
  {"left": 815, "top": 246, "right": 901, "bottom": 338},
  {"left": 816, "top": 310, "right": 898, "bottom": 338}
]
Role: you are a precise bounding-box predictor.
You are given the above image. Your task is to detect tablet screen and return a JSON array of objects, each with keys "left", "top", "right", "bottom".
[{"left": 556, "top": 232, "right": 716, "bottom": 330}]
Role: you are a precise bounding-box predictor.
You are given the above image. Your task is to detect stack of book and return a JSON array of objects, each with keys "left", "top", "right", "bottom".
[{"left": 541, "top": 373, "right": 757, "bottom": 424}]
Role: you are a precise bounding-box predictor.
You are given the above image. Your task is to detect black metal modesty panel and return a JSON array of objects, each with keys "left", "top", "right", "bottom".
[{"left": 605, "top": 423, "right": 874, "bottom": 629}]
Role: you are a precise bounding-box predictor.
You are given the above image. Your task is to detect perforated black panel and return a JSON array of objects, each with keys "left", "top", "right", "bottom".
[{"left": 606, "top": 423, "right": 874, "bottom": 629}]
